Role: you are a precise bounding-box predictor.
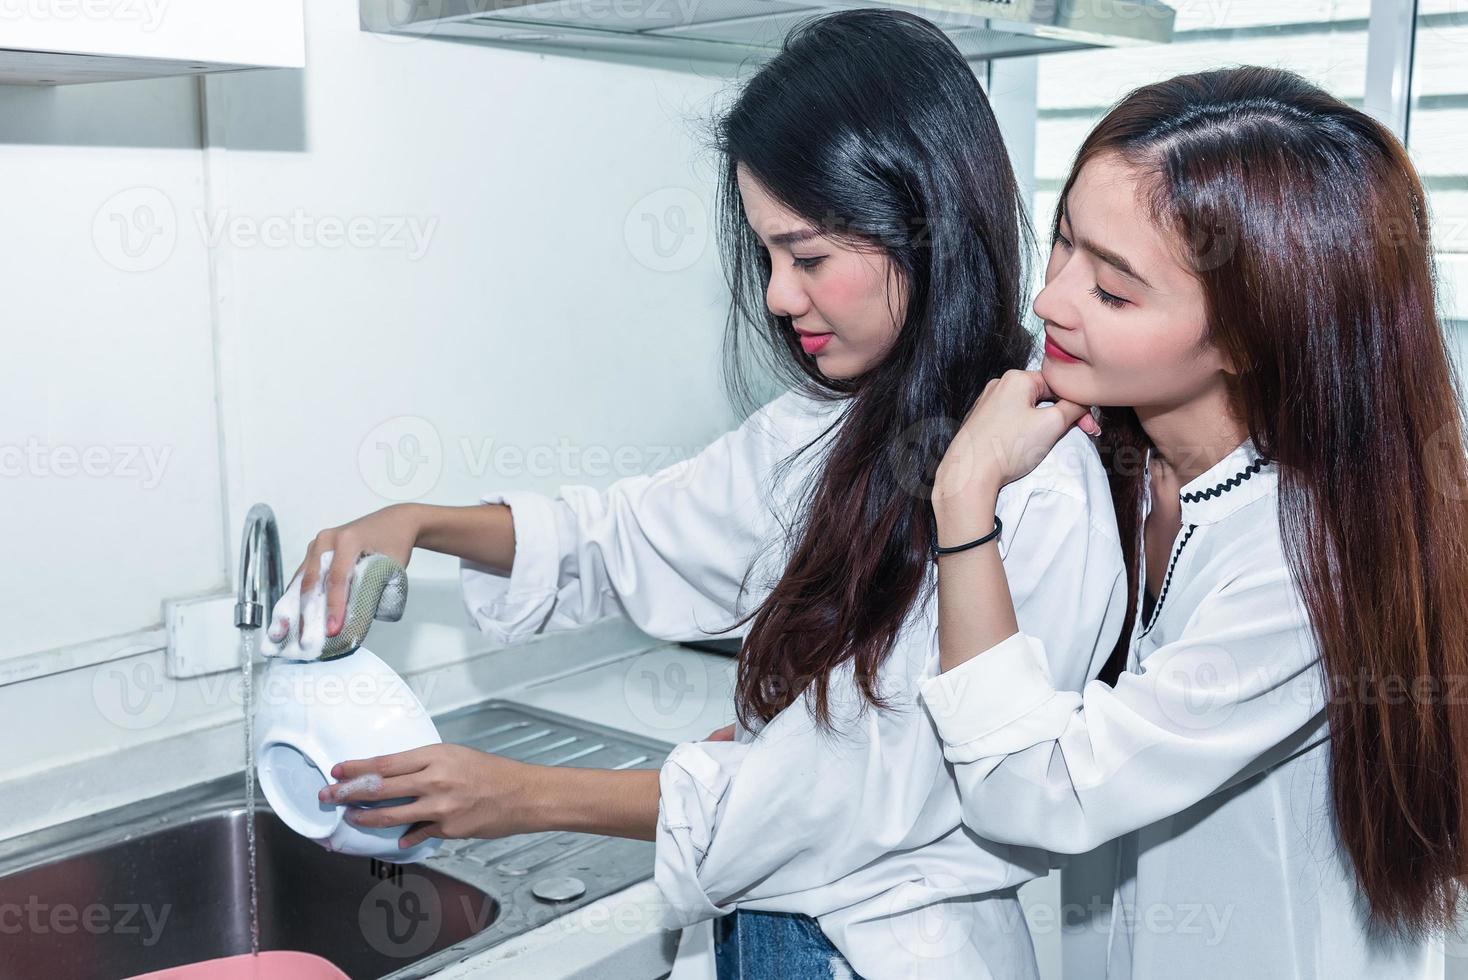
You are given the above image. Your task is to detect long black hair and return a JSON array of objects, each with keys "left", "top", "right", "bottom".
[{"left": 711, "top": 8, "right": 1034, "bottom": 729}]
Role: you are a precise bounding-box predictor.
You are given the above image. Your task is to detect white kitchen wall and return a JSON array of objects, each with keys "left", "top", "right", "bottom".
[
  {"left": 0, "top": 0, "right": 747, "bottom": 784},
  {"left": 1, "top": 77, "right": 222, "bottom": 666},
  {"left": 0, "top": 12, "right": 1079, "bottom": 975},
  {"left": 210, "top": 2, "right": 751, "bottom": 676}
]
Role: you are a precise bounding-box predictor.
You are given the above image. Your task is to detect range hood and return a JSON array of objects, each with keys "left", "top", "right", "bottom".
[{"left": 361, "top": 0, "right": 1175, "bottom": 66}]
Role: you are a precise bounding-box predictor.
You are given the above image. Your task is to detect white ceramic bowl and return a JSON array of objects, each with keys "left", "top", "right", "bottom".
[{"left": 253, "top": 646, "right": 441, "bottom": 863}]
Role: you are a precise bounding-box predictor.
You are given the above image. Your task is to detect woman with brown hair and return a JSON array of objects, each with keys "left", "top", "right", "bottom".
[{"left": 923, "top": 66, "right": 1466, "bottom": 976}]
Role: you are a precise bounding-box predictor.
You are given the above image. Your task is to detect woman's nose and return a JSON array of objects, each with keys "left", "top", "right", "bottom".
[
  {"left": 1032, "top": 277, "right": 1079, "bottom": 330},
  {"left": 765, "top": 267, "right": 809, "bottom": 320}
]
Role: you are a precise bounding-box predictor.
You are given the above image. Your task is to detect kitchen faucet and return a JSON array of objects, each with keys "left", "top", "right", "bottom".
[{"left": 234, "top": 503, "right": 283, "bottom": 630}]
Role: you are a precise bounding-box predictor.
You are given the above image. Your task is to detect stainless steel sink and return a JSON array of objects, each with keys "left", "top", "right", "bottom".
[{"left": 0, "top": 701, "right": 672, "bottom": 980}]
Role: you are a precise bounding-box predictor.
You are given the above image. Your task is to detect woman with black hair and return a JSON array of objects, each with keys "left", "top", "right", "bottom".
[{"left": 284, "top": 10, "right": 1120, "bottom": 978}]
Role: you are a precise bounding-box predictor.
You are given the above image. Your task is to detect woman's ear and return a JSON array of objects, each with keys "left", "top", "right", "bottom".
[
  {"left": 883, "top": 260, "right": 909, "bottom": 329},
  {"left": 1209, "top": 339, "right": 1240, "bottom": 377}
]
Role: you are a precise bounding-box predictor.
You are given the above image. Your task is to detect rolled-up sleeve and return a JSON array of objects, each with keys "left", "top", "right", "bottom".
[
  {"left": 457, "top": 489, "right": 576, "bottom": 646},
  {"left": 460, "top": 393, "right": 816, "bottom": 646},
  {"left": 654, "top": 739, "right": 751, "bottom": 924},
  {"left": 919, "top": 632, "right": 1072, "bottom": 752},
  {"left": 649, "top": 692, "right": 966, "bottom": 930},
  {"left": 919, "top": 558, "right": 1322, "bottom": 855}
]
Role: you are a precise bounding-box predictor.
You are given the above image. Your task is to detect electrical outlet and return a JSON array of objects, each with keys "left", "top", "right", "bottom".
[{"left": 165, "top": 592, "right": 249, "bottom": 679}]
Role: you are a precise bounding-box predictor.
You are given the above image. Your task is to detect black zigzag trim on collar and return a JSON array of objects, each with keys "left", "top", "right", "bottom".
[
  {"left": 1140, "top": 523, "right": 1197, "bottom": 640},
  {"left": 1179, "top": 457, "right": 1273, "bottom": 504}
]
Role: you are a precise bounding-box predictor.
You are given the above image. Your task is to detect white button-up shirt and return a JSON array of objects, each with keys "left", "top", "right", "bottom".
[
  {"left": 918, "top": 437, "right": 1445, "bottom": 978},
  {"left": 459, "top": 386, "right": 1125, "bottom": 979}
]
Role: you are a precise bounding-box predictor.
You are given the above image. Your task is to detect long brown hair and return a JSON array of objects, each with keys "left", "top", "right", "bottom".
[
  {"left": 706, "top": 9, "right": 1032, "bottom": 729},
  {"left": 1071, "top": 67, "right": 1468, "bottom": 937}
]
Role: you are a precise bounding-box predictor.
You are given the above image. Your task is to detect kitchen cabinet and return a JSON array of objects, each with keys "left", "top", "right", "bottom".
[{"left": 0, "top": 0, "right": 303, "bottom": 84}]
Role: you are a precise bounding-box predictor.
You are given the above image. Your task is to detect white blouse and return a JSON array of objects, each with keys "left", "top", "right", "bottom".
[
  {"left": 459, "top": 386, "right": 1126, "bottom": 980},
  {"left": 918, "top": 437, "right": 1445, "bottom": 978}
]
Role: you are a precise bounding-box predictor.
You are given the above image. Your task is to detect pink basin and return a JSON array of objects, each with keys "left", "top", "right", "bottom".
[{"left": 122, "top": 951, "right": 350, "bottom": 980}]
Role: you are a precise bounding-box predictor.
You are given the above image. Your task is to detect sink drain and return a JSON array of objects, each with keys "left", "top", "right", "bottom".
[{"left": 531, "top": 875, "right": 587, "bottom": 903}]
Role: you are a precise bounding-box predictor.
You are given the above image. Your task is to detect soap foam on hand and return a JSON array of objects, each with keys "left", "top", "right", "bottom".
[
  {"left": 258, "top": 550, "right": 333, "bottom": 661},
  {"left": 258, "top": 550, "right": 408, "bottom": 662},
  {"left": 329, "top": 772, "right": 383, "bottom": 803}
]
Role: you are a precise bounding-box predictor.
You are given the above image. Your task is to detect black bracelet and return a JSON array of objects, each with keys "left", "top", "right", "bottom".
[{"left": 930, "top": 514, "right": 1003, "bottom": 562}]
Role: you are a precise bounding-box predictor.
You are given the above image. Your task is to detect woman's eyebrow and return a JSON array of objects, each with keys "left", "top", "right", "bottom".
[
  {"left": 1059, "top": 206, "right": 1155, "bottom": 290},
  {"left": 768, "top": 227, "right": 821, "bottom": 246},
  {"left": 1077, "top": 234, "right": 1155, "bottom": 290}
]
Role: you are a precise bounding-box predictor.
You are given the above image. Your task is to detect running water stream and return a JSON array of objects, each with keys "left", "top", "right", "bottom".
[{"left": 240, "top": 628, "right": 260, "bottom": 957}]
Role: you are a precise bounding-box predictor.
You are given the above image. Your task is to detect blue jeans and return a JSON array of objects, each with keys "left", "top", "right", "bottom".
[{"left": 713, "top": 909, "right": 866, "bottom": 979}]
